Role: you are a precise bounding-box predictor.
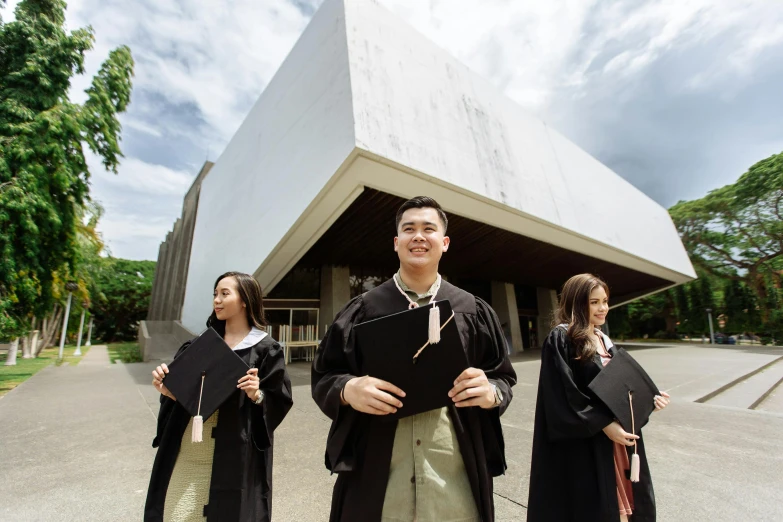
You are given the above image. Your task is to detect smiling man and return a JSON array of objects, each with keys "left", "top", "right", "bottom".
[{"left": 312, "top": 196, "right": 517, "bottom": 522}]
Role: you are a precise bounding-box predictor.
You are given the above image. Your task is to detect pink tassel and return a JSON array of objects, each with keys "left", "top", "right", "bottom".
[
  {"left": 630, "top": 453, "right": 640, "bottom": 482},
  {"left": 428, "top": 303, "right": 441, "bottom": 344},
  {"left": 191, "top": 415, "right": 203, "bottom": 442},
  {"left": 192, "top": 371, "right": 206, "bottom": 443},
  {"left": 628, "top": 390, "right": 640, "bottom": 482}
]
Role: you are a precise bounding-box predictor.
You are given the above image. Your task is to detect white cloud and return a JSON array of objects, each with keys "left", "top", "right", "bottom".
[
  {"left": 84, "top": 152, "right": 197, "bottom": 259},
  {"left": 87, "top": 152, "right": 194, "bottom": 196},
  {"left": 64, "top": 0, "right": 313, "bottom": 143},
  {"left": 4, "top": 0, "right": 783, "bottom": 259},
  {"left": 122, "top": 116, "right": 163, "bottom": 138},
  {"left": 379, "top": 0, "right": 783, "bottom": 112}
]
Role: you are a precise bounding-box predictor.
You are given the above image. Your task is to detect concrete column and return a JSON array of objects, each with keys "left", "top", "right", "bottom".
[
  {"left": 174, "top": 192, "right": 200, "bottom": 320},
  {"left": 491, "top": 281, "right": 523, "bottom": 354},
  {"left": 536, "top": 288, "right": 558, "bottom": 348},
  {"left": 166, "top": 219, "right": 184, "bottom": 321},
  {"left": 147, "top": 241, "right": 165, "bottom": 320},
  {"left": 319, "top": 266, "right": 351, "bottom": 336},
  {"left": 158, "top": 231, "right": 176, "bottom": 320}
]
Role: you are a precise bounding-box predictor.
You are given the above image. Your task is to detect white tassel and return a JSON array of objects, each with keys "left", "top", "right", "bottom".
[
  {"left": 628, "top": 390, "right": 640, "bottom": 482},
  {"left": 192, "top": 415, "right": 203, "bottom": 442},
  {"left": 428, "top": 303, "right": 441, "bottom": 344},
  {"left": 192, "top": 371, "right": 206, "bottom": 443},
  {"left": 630, "top": 452, "right": 640, "bottom": 482}
]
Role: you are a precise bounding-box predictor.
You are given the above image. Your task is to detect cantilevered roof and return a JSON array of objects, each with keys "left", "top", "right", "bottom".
[{"left": 178, "top": 0, "right": 695, "bottom": 332}]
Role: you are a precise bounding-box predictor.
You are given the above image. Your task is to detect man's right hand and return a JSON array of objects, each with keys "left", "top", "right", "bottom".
[{"left": 342, "top": 376, "right": 405, "bottom": 415}]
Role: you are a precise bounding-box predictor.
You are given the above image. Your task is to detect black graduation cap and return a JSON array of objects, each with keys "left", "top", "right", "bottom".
[
  {"left": 164, "top": 327, "right": 250, "bottom": 441},
  {"left": 588, "top": 347, "right": 660, "bottom": 482},
  {"left": 588, "top": 347, "right": 659, "bottom": 434},
  {"left": 354, "top": 299, "right": 468, "bottom": 420}
]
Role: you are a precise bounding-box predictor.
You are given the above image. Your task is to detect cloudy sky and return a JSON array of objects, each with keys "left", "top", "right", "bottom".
[{"left": 6, "top": 0, "right": 783, "bottom": 260}]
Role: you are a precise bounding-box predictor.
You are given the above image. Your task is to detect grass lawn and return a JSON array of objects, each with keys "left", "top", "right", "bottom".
[
  {"left": 106, "top": 342, "right": 142, "bottom": 364},
  {"left": 0, "top": 344, "right": 89, "bottom": 397}
]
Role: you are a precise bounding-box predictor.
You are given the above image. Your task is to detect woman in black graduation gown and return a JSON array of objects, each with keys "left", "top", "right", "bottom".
[
  {"left": 527, "top": 274, "right": 669, "bottom": 522},
  {"left": 145, "top": 272, "right": 293, "bottom": 522}
]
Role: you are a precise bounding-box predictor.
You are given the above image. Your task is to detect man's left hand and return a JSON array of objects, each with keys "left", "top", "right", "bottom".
[{"left": 449, "top": 367, "right": 496, "bottom": 409}]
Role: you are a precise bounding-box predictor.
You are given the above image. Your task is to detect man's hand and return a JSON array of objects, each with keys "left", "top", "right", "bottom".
[
  {"left": 343, "top": 376, "right": 405, "bottom": 415},
  {"left": 449, "top": 367, "right": 496, "bottom": 409}
]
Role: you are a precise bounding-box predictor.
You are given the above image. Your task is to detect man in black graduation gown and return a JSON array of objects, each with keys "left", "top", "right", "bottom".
[{"left": 311, "top": 196, "right": 517, "bottom": 522}]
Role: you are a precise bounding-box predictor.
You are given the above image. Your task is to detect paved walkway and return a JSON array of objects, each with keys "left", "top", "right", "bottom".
[
  {"left": 1, "top": 344, "right": 782, "bottom": 521},
  {"left": 0, "top": 346, "right": 157, "bottom": 521}
]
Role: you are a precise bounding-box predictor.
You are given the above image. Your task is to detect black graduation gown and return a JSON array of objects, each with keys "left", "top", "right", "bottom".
[
  {"left": 311, "top": 278, "right": 517, "bottom": 522},
  {"left": 144, "top": 336, "right": 293, "bottom": 522},
  {"left": 527, "top": 327, "right": 656, "bottom": 522}
]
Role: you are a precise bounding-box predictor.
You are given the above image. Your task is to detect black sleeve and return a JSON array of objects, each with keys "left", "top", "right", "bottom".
[
  {"left": 250, "top": 341, "right": 293, "bottom": 451},
  {"left": 474, "top": 297, "right": 518, "bottom": 476},
  {"left": 539, "top": 328, "right": 614, "bottom": 441},
  {"left": 310, "top": 296, "right": 365, "bottom": 473},
  {"left": 152, "top": 340, "right": 192, "bottom": 448}
]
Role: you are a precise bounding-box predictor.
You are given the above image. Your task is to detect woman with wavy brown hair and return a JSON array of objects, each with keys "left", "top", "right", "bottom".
[{"left": 527, "top": 274, "right": 669, "bottom": 522}]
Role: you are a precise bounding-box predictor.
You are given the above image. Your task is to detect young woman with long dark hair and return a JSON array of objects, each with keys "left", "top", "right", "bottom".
[
  {"left": 527, "top": 274, "right": 669, "bottom": 522},
  {"left": 145, "top": 272, "right": 293, "bottom": 522}
]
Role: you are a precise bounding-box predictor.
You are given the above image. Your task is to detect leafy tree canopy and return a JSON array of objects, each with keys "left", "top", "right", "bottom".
[{"left": 0, "top": 0, "right": 134, "bottom": 338}]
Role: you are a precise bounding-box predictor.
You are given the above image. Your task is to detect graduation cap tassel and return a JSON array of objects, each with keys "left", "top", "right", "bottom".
[
  {"left": 428, "top": 302, "right": 441, "bottom": 344},
  {"left": 629, "top": 390, "right": 640, "bottom": 482},
  {"left": 192, "top": 371, "right": 206, "bottom": 443},
  {"left": 413, "top": 311, "right": 456, "bottom": 363}
]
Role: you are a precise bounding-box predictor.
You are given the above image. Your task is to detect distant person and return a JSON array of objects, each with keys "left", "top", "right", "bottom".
[
  {"left": 312, "top": 196, "right": 517, "bottom": 521},
  {"left": 527, "top": 274, "right": 670, "bottom": 522},
  {"left": 145, "top": 272, "right": 293, "bottom": 522}
]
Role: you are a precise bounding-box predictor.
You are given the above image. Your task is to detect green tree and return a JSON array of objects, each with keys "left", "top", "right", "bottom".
[
  {"left": 670, "top": 151, "right": 783, "bottom": 327},
  {"left": 723, "top": 279, "right": 745, "bottom": 334},
  {"left": 673, "top": 284, "right": 691, "bottom": 334},
  {"left": 91, "top": 258, "right": 156, "bottom": 343},
  {"left": 687, "top": 275, "right": 717, "bottom": 336},
  {"left": 0, "top": 0, "right": 134, "bottom": 339}
]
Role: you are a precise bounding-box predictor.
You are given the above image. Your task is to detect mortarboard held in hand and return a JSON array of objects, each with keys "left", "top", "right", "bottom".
[
  {"left": 355, "top": 299, "right": 468, "bottom": 420},
  {"left": 163, "top": 327, "right": 250, "bottom": 442},
  {"left": 588, "top": 347, "right": 659, "bottom": 482}
]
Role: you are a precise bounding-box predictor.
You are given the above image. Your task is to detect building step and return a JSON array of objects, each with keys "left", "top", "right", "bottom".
[
  {"left": 145, "top": 333, "right": 180, "bottom": 361},
  {"left": 704, "top": 357, "right": 783, "bottom": 410},
  {"left": 753, "top": 376, "right": 783, "bottom": 414}
]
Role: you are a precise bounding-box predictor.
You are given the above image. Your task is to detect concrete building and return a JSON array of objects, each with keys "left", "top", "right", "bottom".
[{"left": 142, "top": 0, "right": 695, "bottom": 361}]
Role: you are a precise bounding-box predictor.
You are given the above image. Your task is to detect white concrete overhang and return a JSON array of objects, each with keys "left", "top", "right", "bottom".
[
  {"left": 254, "top": 151, "right": 695, "bottom": 294},
  {"left": 179, "top": 0, "right": 695, "bottom": 332}
]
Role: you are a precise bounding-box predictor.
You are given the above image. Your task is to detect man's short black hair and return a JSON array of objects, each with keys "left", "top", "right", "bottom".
[{"left": 395, "top": 196, "right": 448, "bottom": 233}]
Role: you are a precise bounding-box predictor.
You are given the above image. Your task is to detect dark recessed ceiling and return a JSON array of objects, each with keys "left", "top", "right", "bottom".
[{"left": 296, "top": 188, "right": 672, "bottom": 304}]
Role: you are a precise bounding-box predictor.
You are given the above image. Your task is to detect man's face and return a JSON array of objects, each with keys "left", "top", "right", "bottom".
[{"left": 394, "top": 207, "right": 450, "bottom": 270}]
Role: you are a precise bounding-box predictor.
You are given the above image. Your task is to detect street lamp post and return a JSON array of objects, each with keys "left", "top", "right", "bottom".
[
  {"left": 74, "top": 302, "right": 88, "bottom": 356},
  {"left": 86, "top": 317, "right": 94, "bottom": 347},
  {"left": 706, "top": 308, "right": 715, "bottom": 345},
  {"left": 57, "top": 282, "right": 79, "bottom": 360}
]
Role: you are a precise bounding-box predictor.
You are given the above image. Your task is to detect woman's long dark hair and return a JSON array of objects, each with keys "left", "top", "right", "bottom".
[
  {"left": 206, "top": 271, "right": 267, "bottom": 338},
  {"left": 554, "top": 273, "right": 609, "bottom": 361}
]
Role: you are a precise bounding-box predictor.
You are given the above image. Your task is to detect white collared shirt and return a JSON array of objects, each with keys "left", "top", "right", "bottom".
[{"left": 232, "top": 326, "right": 268, "bottom": 351}]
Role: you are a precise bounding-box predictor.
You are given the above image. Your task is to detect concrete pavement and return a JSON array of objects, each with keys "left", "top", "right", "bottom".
[{"left": 1, "top": 343, "right": 782, "bottom": 521}]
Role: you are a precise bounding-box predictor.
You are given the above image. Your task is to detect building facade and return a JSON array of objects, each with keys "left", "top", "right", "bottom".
[{"left": 143, "top": 0, "right": 695, "bottom": 360}]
